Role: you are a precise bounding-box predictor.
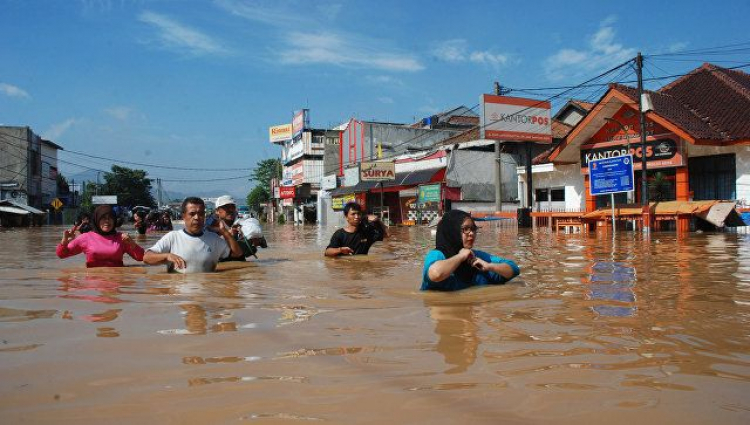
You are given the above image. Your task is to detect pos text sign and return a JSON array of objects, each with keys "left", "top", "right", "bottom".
[{"left": 588, "top": 155, "right": 634, "bottom": 196}]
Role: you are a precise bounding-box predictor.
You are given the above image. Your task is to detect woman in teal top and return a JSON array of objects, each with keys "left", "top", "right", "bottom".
[{"left": 421, "top": 210, "right": 520, "bottom": 291}]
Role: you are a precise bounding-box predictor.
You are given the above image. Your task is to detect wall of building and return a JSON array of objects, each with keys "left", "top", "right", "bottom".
[
  {"left": 40, "top": 142, "right": 58, "bottom": 206},
  {"left": 518, "top": 163, "right": 586, "bottom": 211},
  {"left": 446, "top": 149, "right": 518, "bottom": 202},
  {"left": 687, "top": 143, "right": 750, "bottom": 205}
]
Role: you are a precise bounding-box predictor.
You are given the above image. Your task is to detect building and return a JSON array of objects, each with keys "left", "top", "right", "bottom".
[
  {"left": 528, "top": 63, "right": 750, "bottom": 231},
  {"left": 0, "top": 126, "right": 60, "bottom": 225},
  {"left": 320, "top": 116, "right": 465, "bottom": 227}
]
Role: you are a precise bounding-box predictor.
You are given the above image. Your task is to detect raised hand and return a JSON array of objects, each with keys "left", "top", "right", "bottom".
[{"left": 61, "top": 225, "right": 79, "bottom": 245}]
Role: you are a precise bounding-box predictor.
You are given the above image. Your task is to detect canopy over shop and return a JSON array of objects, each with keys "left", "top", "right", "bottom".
[{"left": 329, "top": 167, "right": 447, "bottom": 224}]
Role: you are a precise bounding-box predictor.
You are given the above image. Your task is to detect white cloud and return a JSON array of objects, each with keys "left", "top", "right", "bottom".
[
  {"left": 0, "top": 83, "right": 31, "bottom": 99},
  {"left": 44, "top": 119, "right": 78, "bottom": 140},
  {"left": 280, "top": 31, "right": 423, "bottom": 72},
  {"left": 544, "top": 16, "right": 636, "bottom": 81},
  {"left": 104, "top": 106, "right": 132, "bottom": 121},
  {"left": 469, "top": 51, "right": 508, "bottom": 65},
  {"left": 139, "top": 11, "right": 231, "bottom": 56},
  {"left": 216, "top": 1, "right": 421, "bottom": 72},
  {"left": 378, "top": 96, "right": 394, "bottom": 104},
  {"left": 667, "top": 42, "right": 689, "bottom": 53},
  {"left": 432, "top": 39, "right": 468, "bottom": 62},
  {"left": 432, "top": 39, "right": 510, "bottom": 66},
  {"left": 365, "top": 75, "right": 404, "bottom": 86}
]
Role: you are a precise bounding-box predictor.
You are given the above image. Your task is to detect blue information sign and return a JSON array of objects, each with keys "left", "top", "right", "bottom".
[{"left": 588, "top": 155, "right": 635, "bottom": 196}]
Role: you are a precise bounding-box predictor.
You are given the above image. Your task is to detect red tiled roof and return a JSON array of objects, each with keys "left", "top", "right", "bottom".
[{"left": 612, "top": 63, "right": 750, "bottom": 142}]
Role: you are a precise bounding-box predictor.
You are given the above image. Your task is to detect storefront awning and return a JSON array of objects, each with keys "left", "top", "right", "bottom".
[
  {"left": 329, "top": 167, "right": 445, "bottom": 197},
  {"left": 0, "top": 200, "right": 45, "bottom": 215}
]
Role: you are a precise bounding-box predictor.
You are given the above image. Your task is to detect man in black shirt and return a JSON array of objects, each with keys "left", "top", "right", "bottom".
[{"left": 325, "top": 202, "right": 388, "bottom": 256}]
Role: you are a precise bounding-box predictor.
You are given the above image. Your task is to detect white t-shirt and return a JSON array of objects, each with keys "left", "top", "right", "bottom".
[{"left": 148, "top": 230, "right": 231, "bottom": 273}]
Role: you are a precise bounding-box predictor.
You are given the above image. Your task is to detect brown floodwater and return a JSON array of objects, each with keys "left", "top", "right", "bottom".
[{"left": 1, "top": 223, "right": 749, "bottom": 424}]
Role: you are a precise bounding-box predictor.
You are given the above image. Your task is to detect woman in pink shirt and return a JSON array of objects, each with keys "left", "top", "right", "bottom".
[{"left": 57, "top": 205, "right": 145, "bottom": 267}]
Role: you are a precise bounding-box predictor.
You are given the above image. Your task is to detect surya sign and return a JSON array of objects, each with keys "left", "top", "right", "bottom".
[{"left": 360, "top": 161, "right": 396, "bottom": 181}]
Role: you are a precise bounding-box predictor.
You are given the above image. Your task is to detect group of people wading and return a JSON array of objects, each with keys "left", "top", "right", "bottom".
[{"left": 57, "top": 197, "right": 520, "bottom": 291}]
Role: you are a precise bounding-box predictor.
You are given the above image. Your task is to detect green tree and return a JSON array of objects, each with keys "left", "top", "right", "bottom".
[
  {"left": 100, "top": 165, "right": 156, "bottom": 207},
  {"left": 246, "top": 185, "right": 269, "bottom": 210},
  {"left": 56, "top": 174, "right": 70, "bottom": 195},
  {"left": 247, "top": 158, "right": 282, "bottom": 203}
]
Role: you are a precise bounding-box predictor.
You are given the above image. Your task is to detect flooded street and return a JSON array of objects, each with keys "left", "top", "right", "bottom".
[{"left": 1, "top": 224, "right": 749, "bottom": 424}]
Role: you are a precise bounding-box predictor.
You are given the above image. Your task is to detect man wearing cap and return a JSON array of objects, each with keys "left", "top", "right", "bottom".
[
  {"left": 208, "top": 195, "right": 267, "bottom": 261},
  {"left": 143, "top": 197, "right": 243, "bottom": 273}
]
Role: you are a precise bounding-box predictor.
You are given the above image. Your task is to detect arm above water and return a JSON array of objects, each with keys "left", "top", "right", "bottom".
[{"left": 427, "top": 248, "right": 473, "bottom": 282}]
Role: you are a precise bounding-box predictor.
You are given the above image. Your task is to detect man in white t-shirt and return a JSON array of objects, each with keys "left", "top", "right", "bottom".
[{"left": 143, "top": 197, "right": 242, "bottom": 273}]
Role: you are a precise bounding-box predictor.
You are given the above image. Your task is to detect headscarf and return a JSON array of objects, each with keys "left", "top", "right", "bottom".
[
  {"left": 435, "top": 209, "right": 475, "bottom": 283},
  {"left": 92, "top": 205, "right": 117, "bottom": 236}
]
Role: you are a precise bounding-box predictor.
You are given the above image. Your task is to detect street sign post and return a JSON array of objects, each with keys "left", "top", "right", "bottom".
[
  {"left": 588, "top": 155, "right": 635, "bottom": 233},
  {"left": 51, "top": 198, "right": 63, "bottom": 210}
]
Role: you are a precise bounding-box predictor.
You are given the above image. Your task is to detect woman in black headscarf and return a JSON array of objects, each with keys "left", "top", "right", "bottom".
[
  {"left": 57, "top": 205, "right": 145, "bottom": 267},
  {"left": 421, "top": 210, "right": 520, "bottom": 291}
]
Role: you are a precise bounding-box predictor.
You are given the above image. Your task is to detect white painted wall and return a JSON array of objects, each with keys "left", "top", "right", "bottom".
[{"left": 518, "top": 163, "right": 586, "bottom": 211}]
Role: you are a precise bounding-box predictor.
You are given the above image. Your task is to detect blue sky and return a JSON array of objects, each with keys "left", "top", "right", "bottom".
[{"left": 1, "top": 0, "right": 748, "bottom": 200}]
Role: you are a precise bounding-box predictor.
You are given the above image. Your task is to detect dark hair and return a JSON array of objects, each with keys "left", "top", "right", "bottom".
[
  {"left": 181, "top": 197, "right": 205, "bottom": 214},
  {"left": 343, "top": 202, "right": 363, "bottom": 216}
]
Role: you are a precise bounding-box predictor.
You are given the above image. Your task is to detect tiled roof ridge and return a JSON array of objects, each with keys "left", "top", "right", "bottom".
[
  {"left": 611, "top": 81, "right": 729, "bottom": 140},
  {"left": 661, "top": 64, "right": 750, "bottom": 139},
  {"left": 711, "top": 65, "right": 750, "bottom": 103},
  {"left": 658, "top": 62, "right": 714, "bottom": 92}
]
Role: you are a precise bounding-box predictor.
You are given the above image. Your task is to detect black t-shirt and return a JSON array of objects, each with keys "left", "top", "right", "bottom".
[{"left": 327, "top": 222, "right": 385, "bottom": 255}]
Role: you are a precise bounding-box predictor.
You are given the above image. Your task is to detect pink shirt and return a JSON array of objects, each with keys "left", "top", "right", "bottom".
[{"left": 56, "top": 232, "right": 145, "bottom": 267}]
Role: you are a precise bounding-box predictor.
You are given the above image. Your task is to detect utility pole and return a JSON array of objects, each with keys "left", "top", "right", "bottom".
[
  {"left": 494, "top": 82, "right": 504, "bottom": 214},
  {"left": 636, "top": 52, "right": 650, "bottom": 231}
]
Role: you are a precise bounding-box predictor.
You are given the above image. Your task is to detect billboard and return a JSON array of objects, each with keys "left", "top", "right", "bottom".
[
  {"left": 480, "top": 94, "right": 552, "bottom": 143},
  {"left": 279, "top": 186, "right": 296, "bottom": 199},
  {"left": 269, "top": 124, "right": 293, "bottom": 143},
  {"left": 292, "top": 109, "right": 306, "bottom": 139},
  {"left": 321, "top": 174, "right": 337, "bottom": 191},
  {"left": 332, "top": 193, "right": 356, "bottom": 210},
  {"left": 360, "top": 161, "right": 396, "bottom": 181}
]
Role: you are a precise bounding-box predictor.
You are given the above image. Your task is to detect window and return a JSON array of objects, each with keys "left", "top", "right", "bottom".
[
  {"left": 689, "top": 154, "right": 736, "bottom": 200},
  {"left": 535, "top": 189, "right": 548, "bottom": 202},
  {"left": 551, "top": 188, "right": 565, "bottom": 202}
]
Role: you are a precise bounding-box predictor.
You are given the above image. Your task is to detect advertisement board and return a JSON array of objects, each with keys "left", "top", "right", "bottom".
[
  {"left": 332, "top": 193, "right": 356, "bottom": 210},
  {"left": 360, "top": 161, "right": 396, "bottom": 181},
  {"left": 480, "top": 94, "right": 552, "bottom": 143},
  {"left": 588, "top": 155, "right": 635, "bottom": 196},
  {"left": 343, "top": 166, "right": 360, "bottom": 187},
  {"left": 269, "top": 124, "right": 293, "bottom": 143},
  {"left": 321, "top": 174, "right": 337, "bottom": 191},
  {"left": 418, "top": 184, "right": 441, "bottom": 206},
  {"left": 292, "top": 110, "right": 306, "bottom": 139},
  {"left": 279, "top": 186, "right": 296, "bottom": 199}
]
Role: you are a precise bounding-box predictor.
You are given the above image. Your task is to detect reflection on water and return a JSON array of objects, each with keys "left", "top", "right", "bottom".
[{"left": 0, "top": 225, "right": 749, "bottom": 424}]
